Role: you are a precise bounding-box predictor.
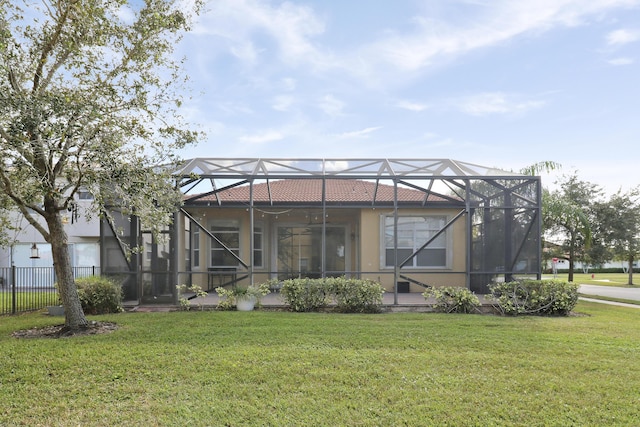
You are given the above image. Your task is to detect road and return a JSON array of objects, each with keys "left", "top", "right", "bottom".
[
  {"left": 578, "top": 284, "right": 640, "bottom": 308},
  {"left": 579, "top": 284, "right": 640, "bottom": 301}
]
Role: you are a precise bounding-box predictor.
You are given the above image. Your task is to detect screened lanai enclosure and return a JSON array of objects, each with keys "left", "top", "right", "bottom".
[{"left": 100, "top": 158, "right": 542, "bottom": 305}]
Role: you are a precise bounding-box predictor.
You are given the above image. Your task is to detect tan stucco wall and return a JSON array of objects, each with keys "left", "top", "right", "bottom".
[
  {"left": 359, "top": 208, "right": 467, "bottom": 291},
  {"left": 181, "top": 206, "right": 468, "bottom": 292}
]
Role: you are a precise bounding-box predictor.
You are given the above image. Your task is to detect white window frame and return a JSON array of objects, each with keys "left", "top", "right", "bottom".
[
  {"left": 253, "top": 223, "right": 264, "bottom": 269},
  {"left": 209, "top": 219, "right": 240, "bottom": 267},
  {"left": 192, "top": 227, "right": 200, "bottom": 269},
  {"left": 381, "top": 215, "right": 449, "bottom": 269}
]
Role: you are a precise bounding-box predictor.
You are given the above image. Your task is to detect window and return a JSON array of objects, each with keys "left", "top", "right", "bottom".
[
  {"left": 77, "top": 190, "right": 93, "bottom": 200},
  {"left": 192, "top": 227, "right": 200, "bottom": 268},
  {"left": 383, "top": 216, "right": 447, "bottom": 268},
  {"left": 253, "top": 225, "right": 263, "bottom": 268},
  {"left": 210, "top": 220, "right": 239, "bottom": 267},
  {"left": 145, "top": 242, "right": 152, "bottom": 262}
]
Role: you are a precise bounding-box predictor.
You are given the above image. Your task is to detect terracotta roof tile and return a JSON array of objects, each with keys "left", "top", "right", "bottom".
[{"left": 186, "top": 179, "right": 450, "bottom": 204}]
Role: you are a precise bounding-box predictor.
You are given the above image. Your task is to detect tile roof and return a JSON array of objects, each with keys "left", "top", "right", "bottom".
[{"left": 186, "top": 179, "right": 451, "bottom": 205}]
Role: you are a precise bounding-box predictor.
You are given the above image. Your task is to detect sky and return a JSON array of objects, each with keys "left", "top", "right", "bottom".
[{"left": 175, "top": 0, "right": 640, "bottom": 195}]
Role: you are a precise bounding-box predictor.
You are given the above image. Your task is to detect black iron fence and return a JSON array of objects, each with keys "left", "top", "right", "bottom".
[{"left": 0, "top": 266, "right": 100, "bottom": 315}]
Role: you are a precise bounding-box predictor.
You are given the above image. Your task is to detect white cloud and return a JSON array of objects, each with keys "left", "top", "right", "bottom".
[
  {"left": 337, "top": 127, "right": 382, "bottom": 138},
  {"left": 606, "top": 28, "right": 640, "bottom": 45},
  {"left": 358, "top": 1, "right": 640, "bottom": 74},
  {"left": 455, "top": 92, "right": 545, "bottom": 116},
  {"left": 229, "top": 41, "right": 260, "bottom": 63},
  {"left": 238, "top": 130, "right": 284, "bottom": 144},
  {"left": 216, "top": 102, "right": 253, "bottom": 115},
  {"left": 193, "top": 0, "right": 334, "bottom": 69},
  {"left": 188, "top": 0, "right": 640, "bottom": 87},
  {"left": 272, "top": 95, "right": 295, "bottom": 112},
  {"left": 607, "top": 57, "right": 634, "bottom": 65},
  {"left": 397, "top": 100, "right": 429, "bottom": 112},
  {"left": 324, "top": 160, "right": 351, "bottom": 171},
  {"left": 280, "top": 78, "right": 297, "bottom": 91},
  {"left": 115, "top": 4, "right": 136, "bottom": 24},
  {"left": 318, "top": 95, "right": 345, "bottom": 117}
]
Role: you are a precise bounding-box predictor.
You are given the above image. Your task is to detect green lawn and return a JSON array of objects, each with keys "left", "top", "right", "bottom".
[
  {"left": 543, "top": 272, "right": 639, "bottom": 286},
  {"left": 0, "top": 290, "right": 59, "bottom": 315},
  {"left": 2, "top": 302, "right": 640, "bottom": 426}
]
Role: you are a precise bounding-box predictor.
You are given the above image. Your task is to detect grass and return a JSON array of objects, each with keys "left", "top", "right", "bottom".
[
  {"left": 544, "top": 272, "right": 639, "bottom": 286},
  {"left": 2, "top": 302, "right": 640, "bottom": 426},
  {"left": 0, "top": 290, "right": 59, "bottom": 315}
]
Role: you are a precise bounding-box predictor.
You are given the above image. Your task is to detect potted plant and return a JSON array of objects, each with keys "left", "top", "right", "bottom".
[{"left": 215, "top": 283, "right": 270, "bottom": 311}]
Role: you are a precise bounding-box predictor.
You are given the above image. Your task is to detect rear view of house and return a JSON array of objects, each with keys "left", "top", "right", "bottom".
[{"left": 100, "top": 158, "right": 542, "bottom": 305}]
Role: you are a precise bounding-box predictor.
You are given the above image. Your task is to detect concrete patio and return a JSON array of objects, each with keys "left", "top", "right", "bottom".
[{"left": 180, "top": 291, "right": 498, "bottom": 313}]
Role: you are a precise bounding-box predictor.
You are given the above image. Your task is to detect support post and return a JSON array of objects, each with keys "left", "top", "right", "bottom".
[{"left": 11, "top": 265, "right": 16, "bottom": 315}]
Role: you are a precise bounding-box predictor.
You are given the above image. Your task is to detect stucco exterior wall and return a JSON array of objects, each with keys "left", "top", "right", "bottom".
[
  {"left": 180, "top": 206, "right": 468, "bottom": 293},
  {"left": 359, "top": 208, "right": 467, "bottom": 292}
]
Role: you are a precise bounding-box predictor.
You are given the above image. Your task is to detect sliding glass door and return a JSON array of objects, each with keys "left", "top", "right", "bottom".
[{"left": 276, "top": 225, "right": 346, "bottom": 279}]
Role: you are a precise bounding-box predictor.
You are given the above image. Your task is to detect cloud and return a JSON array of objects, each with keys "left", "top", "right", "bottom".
[
  {"left": 397, "top": 100, "right": 429, "bottom": 112},
  {"left": 455, "top": 92, "right": 545, "bottom": 116},
  {"left": 607, "top": 57, "right": 634, "bottom": 65},
  {"left": 193, "top": 0, "right": 334, "bottom": 69},
  {"left": 238, "top": 130, "right": 284, "bottom": 144},
  {"left": 280, "top": 78, "right": 297, "bottom": 91},
  {"left": 187, "top": 0, "right": 640, "bottom": 87},
  {"left": 318, "top": 95, "right": 345, "bottom": 117},
  {"left": 606, "top": 28, "right": 640, "bottom": 46},
  {"left": 336, "top": 127, "right": 382, "bottom": 138},
  {"left": 272, "top": 95, "right": 295, "bottom": 112},
  {"left": 358, "top": 1, "right": 640, "bottom": 74}
]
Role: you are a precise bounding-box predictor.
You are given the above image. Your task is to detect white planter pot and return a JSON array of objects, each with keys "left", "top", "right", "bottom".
[{"left": 236, "top": 297, "right": 257, "bottom": 311}]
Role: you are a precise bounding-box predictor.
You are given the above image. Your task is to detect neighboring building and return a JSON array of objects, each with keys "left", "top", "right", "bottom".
[
  {"left": 101, "top": 158, "right": 542, "bottom": 305},
  {"left": 0, "top": 190, "right": 101, "bottom": 286}
]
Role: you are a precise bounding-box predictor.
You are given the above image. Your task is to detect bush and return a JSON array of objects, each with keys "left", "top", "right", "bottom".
[
  {"left": 280, "top": 278, "right": 330, "bottom": 312},
  {"left": 423, "top": 286, "right": 481, "bottom": 314},
  {"left": 280, "top": 277, "right": 385, "bottom": 313},
  {"left": 76, "top": 276, "right": 123, "bottom": 315},
  {"left": 488, "top": 279, "right": 579, "bottom": 316},
  {"left": 327, "top": 277, "right": 384, "bottom": 313}
]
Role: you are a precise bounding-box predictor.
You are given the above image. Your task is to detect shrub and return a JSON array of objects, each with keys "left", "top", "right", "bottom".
[
  {"left": 488, "top": 279, "right": 579, "bottom": 316},
  {"left": 176, "top": 284, "right": 208, "bottom": 311},
  {"left": 423, "top": 286, "right": 481, "bottom": 314},
  {"left": 327, "top": 277, "right": 384, "bottom": 313},
  {"left": 76, "top": 276, "right": 123, "bottom": 315},
  {"left": 214, "top": 283, "right": 271, "bottom": 311},
  {"left": 280, "top": 278, "right": 331, "bottom": 312}
]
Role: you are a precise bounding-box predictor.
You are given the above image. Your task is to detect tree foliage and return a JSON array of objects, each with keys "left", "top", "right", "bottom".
[
  {"left": 592, "top": 188, "right": 640, "bottom": 285},
  {"left": 543, "top": 173, "right": 602, "bottom": 282},
  {"left": 0, "top": 0, "right": 201, "bottom": 331}
]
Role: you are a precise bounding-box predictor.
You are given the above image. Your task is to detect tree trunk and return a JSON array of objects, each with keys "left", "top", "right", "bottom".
[
  {"left": 568, "top": 239, "right": 575, "bottom": 283},
  {"left": 629, "top": 255, "right": 634, "bottom": 286},
  {"left": 46, "top": 210, "right": 89, "bottom": 331}
]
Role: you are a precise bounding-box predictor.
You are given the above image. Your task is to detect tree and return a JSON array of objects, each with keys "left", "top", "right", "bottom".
[
  {"left": 593, "top": 188, "right": 640, "bottom": 285},
  {"left": 519, "top": 160, "right": 562, "bottom": 176},
  {"left": 0, "top": 0, "right": 201, "bottom": 332},
  {"left": 543, "top": 173, "right": 602, "bottom": 282}
]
